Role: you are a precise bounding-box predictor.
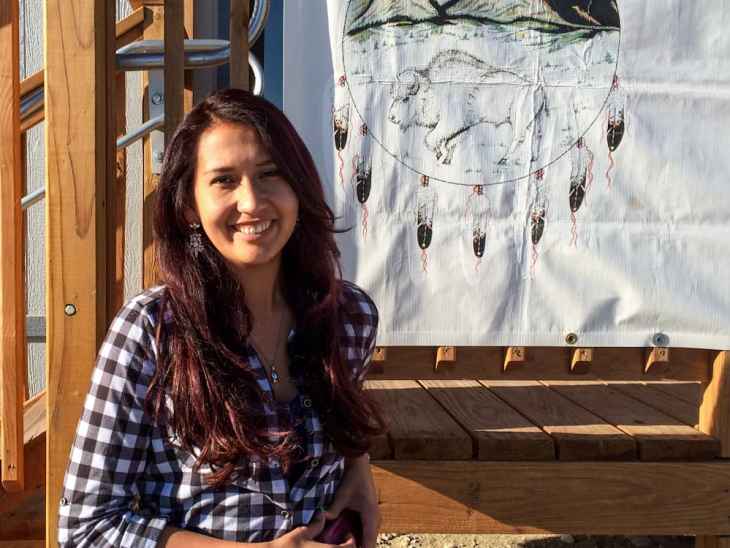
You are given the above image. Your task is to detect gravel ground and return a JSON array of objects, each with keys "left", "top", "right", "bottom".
[{"left": 375, "top": 534, "right": 694, "bottom": 548}]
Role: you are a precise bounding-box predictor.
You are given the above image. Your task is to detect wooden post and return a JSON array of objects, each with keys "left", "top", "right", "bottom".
[
  {"left": 164, "top": 0, "right": 185, "bottom": 141},
  {"left": 229, "top": 0, "right": 249, "bottom": 90},
  {"left": 45, "top": 0, "right": 114, "bottom": 545},
  {"left": 142, "top": 6, "right": 163, "bottom": 288},
  {"left": 0, "top": 0, "right": 26, "bottom": 492},
  {"left": 108, "top": 72, "right": 127, "bottom": 317},
  {"left": 697, "top": 350, "right": 730, "bottom": 548}
]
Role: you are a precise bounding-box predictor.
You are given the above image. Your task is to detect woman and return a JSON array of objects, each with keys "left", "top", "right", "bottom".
[{"left": 58, "top": 89, "right": 387, "bottom": 547}]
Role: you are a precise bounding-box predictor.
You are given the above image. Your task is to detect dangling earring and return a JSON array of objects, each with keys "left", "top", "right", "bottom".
[{"left": 188, "top": 222, "right": 204, "bottom": 255}]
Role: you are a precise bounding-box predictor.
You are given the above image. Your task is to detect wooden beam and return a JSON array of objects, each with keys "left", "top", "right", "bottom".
[
  {"left": 108, "top": 72, "right": 127, "bottom": 318},
  {"left": 0, "top": 434, "right": 45, "bottom": 541},
  {"left": 363, "top": 346, "right": 711, "bottom": 382},
  {"left": 0, "top": 0, "right": 26, "bottom": 493},
  {"left": 700, "top": 351, "right": 730, "bottom": 457},
  {"left": 434, "top": 346, "right": 455, "bottom": 370},
  {"left": 229, "top": 0, "right": 250, "bottom": 90},
  {"left": 142, "top": 6, "right": 163, "bottom": 288},
  {"left": 164, "top": 0, "right": 185, "bottom": 141},
  {"left": 503, "top": 346, "right": 526, "bottom": 371},
  {"left": 570, "top": 347, "right": 593, "bottom": 373},
  {"left": 372, "top": 460, "right": 730, "bottom": 534},
  {"left": 45, "top": 0, "right": 114, "bottom": 545},
  {"left": 645, "top": 346, "right": 670, "bottom": 374}
]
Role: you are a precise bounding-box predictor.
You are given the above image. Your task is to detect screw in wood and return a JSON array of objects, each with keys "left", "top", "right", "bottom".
[{"left": 64, "top": 304, "right": 77, "bottom": 316}]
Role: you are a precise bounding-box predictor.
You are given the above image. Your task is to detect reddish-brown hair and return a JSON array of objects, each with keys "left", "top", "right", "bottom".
[{"left": 147, "top": 89, "right": 386, "bottom": 486}]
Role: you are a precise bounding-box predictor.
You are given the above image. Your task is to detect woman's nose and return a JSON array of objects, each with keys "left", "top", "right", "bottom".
[{"left": 235, "top": 178, "right": 262, "bottom": 213}]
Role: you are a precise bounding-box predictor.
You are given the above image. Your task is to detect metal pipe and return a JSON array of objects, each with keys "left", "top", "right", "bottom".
[
  {"left": 249, "top": 0, "right": 270, "bottom": 47},
  {"left": 20, "top": 86, "right": 44, "bottom": 118},
  {"left": 21, "top": 187, "right": 45, "bottom": 210},
  {"left": 116, "top": 39, "right": 231, "bottom": 71},
  {"left": 116, "top": 114, "right": 164, "bottom": 150}
]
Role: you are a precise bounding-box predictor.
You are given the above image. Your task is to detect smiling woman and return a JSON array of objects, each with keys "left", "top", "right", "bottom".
[{"left": 57, "top": 89, "right": 387, "bottom": 548}]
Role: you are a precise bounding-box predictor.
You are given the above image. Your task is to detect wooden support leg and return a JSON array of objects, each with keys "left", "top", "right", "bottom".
[{"left": 697, "top": 350, "right": 730, "bottom": 547}]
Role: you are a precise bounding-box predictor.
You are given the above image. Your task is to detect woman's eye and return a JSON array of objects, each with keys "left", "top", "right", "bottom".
[
  {"left": 258, "top": 169, "right": 281, "bottom": 180},
  {"left": 212, "top": 175, "right": 236, "bottom": 185}
]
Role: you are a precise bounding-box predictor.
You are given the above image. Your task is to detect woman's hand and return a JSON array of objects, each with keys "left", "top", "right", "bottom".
[
  {"left": 323, "top": 453, "right": 380, "bottom": 548},
  {"left": 268, "top": 513, "right": 355, "bottom": 548}
]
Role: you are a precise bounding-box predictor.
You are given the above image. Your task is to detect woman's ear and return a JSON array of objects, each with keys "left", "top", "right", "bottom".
[{"left": 183, "top": 207, "right": 199, "bottom": 226}]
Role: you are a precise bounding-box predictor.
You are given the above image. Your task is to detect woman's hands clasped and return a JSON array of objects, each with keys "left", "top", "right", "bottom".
[
  {"left": 269, "top": 513, "right": 355, "bottom": 548},
  {"left": 323, "top": 453, "right": 380, "bottom": 548}
]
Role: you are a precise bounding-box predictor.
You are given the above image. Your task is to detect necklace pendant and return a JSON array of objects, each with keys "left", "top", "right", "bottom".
[{"left": 271, "top": 368, "right": 280, "bottom": 383}]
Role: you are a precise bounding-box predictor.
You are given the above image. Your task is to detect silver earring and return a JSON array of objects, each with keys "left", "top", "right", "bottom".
[{"left": 188, "top": 223, "right": 204, "bottom": 255}]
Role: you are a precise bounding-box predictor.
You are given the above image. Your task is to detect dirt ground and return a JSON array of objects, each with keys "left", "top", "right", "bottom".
[{"left": 376, "top": 534, "right": 694, "bottom": 548}]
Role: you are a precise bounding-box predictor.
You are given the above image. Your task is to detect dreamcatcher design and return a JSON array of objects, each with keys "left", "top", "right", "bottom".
[{"left": 337, "top": 0, "right": 625, "bottom": 275}]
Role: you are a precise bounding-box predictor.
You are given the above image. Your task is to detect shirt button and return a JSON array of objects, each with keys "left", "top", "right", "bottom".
[
  {"left": 302, "top": 398, "right": 312, "bottom": 408},
  {"left": 60, "top": 497, "right": 69, "bottom": 506},
  {"left": 310, "top": 458, "right": 320, "bottom": 468},
  {"left": 280, "top": 510, "right": 291, "bottom": 519}
]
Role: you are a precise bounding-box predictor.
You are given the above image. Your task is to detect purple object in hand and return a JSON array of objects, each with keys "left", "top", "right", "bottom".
[{"left": 314, "top": 509, "right": 363, "bottom": 546}]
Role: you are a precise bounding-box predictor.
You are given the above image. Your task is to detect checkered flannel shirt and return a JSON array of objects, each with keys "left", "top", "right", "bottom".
[{"left": 58, "top": 281, "right": 378, "bottom": 547}]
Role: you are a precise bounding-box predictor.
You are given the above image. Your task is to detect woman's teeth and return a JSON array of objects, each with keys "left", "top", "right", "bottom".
[{"left": 236, "top": 220, "right": 272, "bottom": 235}]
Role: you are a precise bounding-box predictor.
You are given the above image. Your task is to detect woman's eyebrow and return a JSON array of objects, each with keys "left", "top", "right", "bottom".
[{"left": 203, "top": 166, "right": 237, "bottom": 175}]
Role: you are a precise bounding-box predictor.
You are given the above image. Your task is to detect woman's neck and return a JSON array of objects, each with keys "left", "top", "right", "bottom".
[{"left": 234, "top": 258, "right": 285, "bottom": 322}]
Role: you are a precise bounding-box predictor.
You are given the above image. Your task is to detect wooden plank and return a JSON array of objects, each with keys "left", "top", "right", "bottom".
[
  {"left": 0, "top": 542, "right": 44, "bottom": 547},
  {"left": 649, "top": 380, "right": 702, "bottom": 406},
  {"left": 363, "top": 346, "right": 711, "bottom": 382},
  {"left": 608, "top": 381, "right": 699, "bottom": 427},
  {"left": 229, "top": 0, "right": 250, "bottom": 90},
  {"left": 0, "top": 434, "right": 45, "bottom": 540},
  {"left": 107, "top": 71, "right": 127, "bottom": 318},
  {"left": 544, "top": 381, "right": 719, "bottom": 461},
  {"left": 696, "top": 538, "right": 730, "bottom": 548},
  {"left": 372, "top": 460, "right": 730, "bottom": 534},
  {"left": 480, "top": 380, "right": 635, "bottom": 460},
  {"left": 45, "top": 0, "right": 114, "bottom": 545},
  {"left": 142, "top": 6, "right": 163, "bottom": 288},
  {"left": 419, "top": 380, "right": 554, "bottom": 460},
  {"left": 364, "top": 380, "right": 472, "bottom": 460},
  {"left": 164, "top": 0, "right": 185, "bottom": 141},
  {"left": 0, "top": 0, "right": 26, "bottom": 493}
]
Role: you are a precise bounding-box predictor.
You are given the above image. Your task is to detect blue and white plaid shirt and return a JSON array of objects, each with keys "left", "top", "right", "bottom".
[{"left": 58, "top": 281, "right": 378, "bottom": 547}]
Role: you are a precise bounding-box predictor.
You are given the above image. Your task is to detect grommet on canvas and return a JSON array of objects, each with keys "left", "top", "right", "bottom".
[
  {"left": 565, "top": 332, "right": 578, "bottom": 345},
  {"left": 64, "top": 304, "right": 77, "bottom": 316},
  {"left": 652, "top": 332, "right": 669, "bottom": 347}
]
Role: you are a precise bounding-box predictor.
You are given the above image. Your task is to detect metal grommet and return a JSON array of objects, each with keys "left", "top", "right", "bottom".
[
  {"left": 64, "top": 304, "right": 77, "bottom": 316},
  {"left": 565, "top": 332, "right": 578, "bottom": 345},
  {"left": 60, "top": 497, "right": 69, "bottom": 506},
  {"left": 280, "top": 510, "right": 290, "bottom": 519},
  {"left": 302, "top": 398, "right": 312, "bottom": 408},
  {"left": 652, "top": 332, "right": 669, "bottom": 346}
]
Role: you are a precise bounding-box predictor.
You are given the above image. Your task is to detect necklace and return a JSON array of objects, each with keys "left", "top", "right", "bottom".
[{"left": 250, "top": 307, "right": 286, "bottom": 385}]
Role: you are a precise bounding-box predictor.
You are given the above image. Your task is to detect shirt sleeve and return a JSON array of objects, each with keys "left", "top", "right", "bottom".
[
  {"left": 339, "top": 281, "right": 379, "bottom": 386},
  {"left": 58, "top": 296, "right": 169, "bottom": 548}
]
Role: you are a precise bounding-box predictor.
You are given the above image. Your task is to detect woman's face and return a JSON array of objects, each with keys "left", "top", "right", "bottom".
[{"left": 191, "top": 122, "right": 299, "bottom": 272}]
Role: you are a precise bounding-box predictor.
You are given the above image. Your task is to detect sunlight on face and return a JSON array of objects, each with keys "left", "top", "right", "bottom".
[{"left": 192, "top": 122, "right": 299, "bottom": 274}]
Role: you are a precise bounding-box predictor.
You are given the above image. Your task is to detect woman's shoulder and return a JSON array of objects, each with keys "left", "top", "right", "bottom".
[
  {"left": 336, "top": 280, "right": 378, "bottom": 339},
  {"left": 112, "top": 285, "right": 167, "bottom": 329},
  {"left": 103, "top": 286, "right": 167, "bottom": 358}
]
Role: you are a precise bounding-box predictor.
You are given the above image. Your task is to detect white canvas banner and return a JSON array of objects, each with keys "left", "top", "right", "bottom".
[{"left": 283, "top": 1, "right": 730, "bottom": 349}]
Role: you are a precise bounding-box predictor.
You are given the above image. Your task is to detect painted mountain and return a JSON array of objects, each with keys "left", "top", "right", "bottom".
[{"left": 346, "top": 0, "right": 620, "bottom": 38}]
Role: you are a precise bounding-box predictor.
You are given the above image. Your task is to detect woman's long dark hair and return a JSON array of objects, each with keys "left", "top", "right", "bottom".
[{"left": 147, "top": 89, "right": 386, "bottom": 486}]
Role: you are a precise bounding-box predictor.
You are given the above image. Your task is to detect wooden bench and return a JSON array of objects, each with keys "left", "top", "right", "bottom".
[{"left": 365, "top": 347, "right": 730, "bottom": 541}]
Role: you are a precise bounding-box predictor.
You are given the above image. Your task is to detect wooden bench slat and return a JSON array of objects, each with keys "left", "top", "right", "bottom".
[
  {"left": 480, "top": 380, "right": 635, "bottom": 460},
  {"left": 544, "top": 381, "right": 719, "bottom": 461},
  {"left": 644, "top": 380, "right": 703, "bottom": 406},
  {"left": 419, "top": 380, "right": 554, "bottom": 461},
  {"left": 607, "top": 381, "right": 699, "bottom": 427},
  {"left": 364, "top": 380, "right": 472, "bottom": 460}
]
